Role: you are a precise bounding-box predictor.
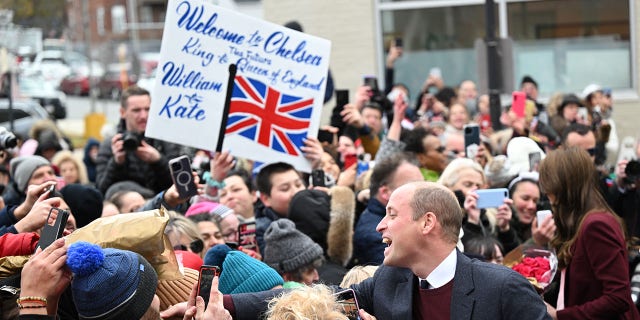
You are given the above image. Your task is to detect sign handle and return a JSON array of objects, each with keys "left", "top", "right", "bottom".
[{"left": 216, "top": 63, "right": 237, "bottom": 152}]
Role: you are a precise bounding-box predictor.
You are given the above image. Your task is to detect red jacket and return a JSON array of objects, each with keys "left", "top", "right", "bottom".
[
  {"left": 558, "top": 212, "right": 640, "bottom": 320},
  {"left": 0, "top": 233, "right": 39, "bottom": 257}
]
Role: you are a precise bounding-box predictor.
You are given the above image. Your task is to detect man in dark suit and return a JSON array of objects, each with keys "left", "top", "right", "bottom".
[{"left": 224, "top": 182, "right": 551, "bottom": 319}]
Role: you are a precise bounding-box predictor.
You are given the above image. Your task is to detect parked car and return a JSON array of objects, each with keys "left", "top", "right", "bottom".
[
  {"left": 18, "top": 76, "right": 67, "bottom": 120},
  {"left": 98, "top": 69, "right": 137, "bottom": 100},
  {"left": 24, "top": 50, "right": 71, "bottom": 87},
  {"left": 59, "top": 71, "right": 91, "bottom": 96},
  {"left": 0, "top": 99, "right": 50, "bottom": 139}
]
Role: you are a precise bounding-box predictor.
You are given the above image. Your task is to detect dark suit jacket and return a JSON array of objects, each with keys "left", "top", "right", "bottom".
[{"left": 230, "top": 250, "right": 551, "bottom": 320}]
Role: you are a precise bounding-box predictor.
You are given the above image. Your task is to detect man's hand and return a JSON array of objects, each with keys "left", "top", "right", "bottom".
[
  {"left": 14, "top": 181, "right": 57, "bottom": 221},
  {"left": 15, "top": 194, "right": 62, "bottom": 233},
  {"left": 136, "top": 140, "right": 162, "bottom": 163},
  {"left": 386, "top": 42, "right": 403, "bottom": 68},
  {"left": 164, "top": 172, "right": 201, "bottom": 207},
  {"left": 341, "top": 103, "right": 365, "bottom": 129},
  {"left": 110, "top": 133, "right": 126, "bottom": 165},
  {"left": 359, "top": 309, "right": 377, "bottom": 320},
  {"left": 615, "top": 159, "right": 630, "bottom": 188}
]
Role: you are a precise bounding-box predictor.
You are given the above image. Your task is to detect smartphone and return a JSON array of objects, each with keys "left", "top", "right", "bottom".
[
  {"left": 512, "top": 91, "right": 526, "bottom": 119},
  {"left": 464, "top": 124, "right": 480, "bottom": 159},
  {"left": 334, "top": 289, "right": 361, "bottom": 320},
  {"left": 480, "top": 114, "right": 492, "bottom": 133},
  {"left": 36, "top": 207, "right": 70, "bottom": 251},
  {"left": 363, "top": 76, "right": 379, "bottom": 93},
  {"left": 197, "top": 265, "right": 220, "bottom": 306},
  {"left": 429, "top": 67, "right": 442, "bottom": 79},
  {"left": 529, "top": 152, "right": 542, "bottom": 172},
  {"left": 238, "top": 222, "right": 257, "bottom": 252},
  {"left": 46, "top": 184, "right": 56, "bottom": 199},
  {"left": 536, "top": 210, "right": 552, "bottom": 227},
  {"left": 311, "top": 169, "right": 326, "bottom": 188},
  {"left": 394, "top": 37, "right": 403, "bottom": 47},
  {"left": 476, "top": 188, "right": 509, "bottom": 209},
  {"left": 169, "top": 155, "right": 198, "bottom": 199},
  {"left": 317, "top": 129, "right": 334, "bottom": 145},
  {"left": 336, "top": 89, "right": 349, "bottom": 109},
  {"left": 344, "top": 153, "right": 358, "bottom": 169}
]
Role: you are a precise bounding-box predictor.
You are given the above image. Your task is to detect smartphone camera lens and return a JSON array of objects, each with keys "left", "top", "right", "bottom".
[{"left": 171, "top": 162, "right": 182, "bottom": 171}]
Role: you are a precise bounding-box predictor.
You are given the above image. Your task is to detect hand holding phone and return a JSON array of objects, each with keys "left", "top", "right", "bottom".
[
  {"left": 536, "top": 210, "right": 552, "bottom": 227},
  {"left": 169, "top": 155, "right": 198, "bottom": 199},
  {"left": 464, "top": 124, "right": 480, "bottom": 159},
  {"left": 197, "top": 265, "right": 220, "bottom": 306},
  {"left": 311, "top": 169, "right": 326, "bottom": 188},
  {"left": 476, "top": 188, "right": 509, "bottom": 209},
  {"left": 36, "top": 207, "right": 70, "bottom": 251},
  {"left": 334, "top": 289, "right": 361, "bottom": 320}
]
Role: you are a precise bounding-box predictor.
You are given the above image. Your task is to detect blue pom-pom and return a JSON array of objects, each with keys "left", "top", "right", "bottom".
[
  {"left": 66, "top": 242, "right": 105, "bottom": 277},
  {"left": 203, "top": 244, "right": 231, "bottom": 271}
]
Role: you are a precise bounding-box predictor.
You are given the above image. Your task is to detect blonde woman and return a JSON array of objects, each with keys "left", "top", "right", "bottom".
[
  {"left": 265, "top": 284, "right": 348, "bottom": 320},
  {"left": 51, "top": 150, "right": 89, "bottom": 185}
]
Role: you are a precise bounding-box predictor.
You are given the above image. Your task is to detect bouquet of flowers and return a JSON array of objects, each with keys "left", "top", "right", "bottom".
[{"left": 504, "top": 244, "right": 558, "bottom": 293}]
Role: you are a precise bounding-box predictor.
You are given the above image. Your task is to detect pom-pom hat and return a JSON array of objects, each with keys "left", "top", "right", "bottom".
[{"left": 66, "top": 242, "right": 158, "bottom": 320}]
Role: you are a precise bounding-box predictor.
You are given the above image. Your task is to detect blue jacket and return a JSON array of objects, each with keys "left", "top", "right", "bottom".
[
  {"left": 352, "top": 197, "right": 386, "bottom": 265},
  {"left": 255, "top": 206, "right": 281, "bottom": 254}
]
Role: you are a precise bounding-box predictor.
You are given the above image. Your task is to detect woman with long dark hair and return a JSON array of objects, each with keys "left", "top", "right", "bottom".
[{"left": 539, "top": 147, "right": 639, "bottom": 319}]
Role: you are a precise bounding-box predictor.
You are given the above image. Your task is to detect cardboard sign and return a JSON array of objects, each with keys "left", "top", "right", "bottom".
[{"left": 146, "top": 0, "right": 331, "bottom": 172}]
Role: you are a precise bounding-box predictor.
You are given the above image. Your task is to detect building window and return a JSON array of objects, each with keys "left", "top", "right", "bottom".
[
  {"left": 111, "top": 5, "right": 126, "bottom": 34},
  {"left": 97, "top": 7, "right": 105, "bottom": 36},
  {"left": 378, "top": 0, "right": 632, "bottom": 98}
]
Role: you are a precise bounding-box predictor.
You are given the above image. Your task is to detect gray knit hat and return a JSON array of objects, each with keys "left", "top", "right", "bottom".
[
  {"left": 263, "top": 219, "right": 324, "bottom": 273},
  {"left": 10, "top": 155, "right": 50, "bottom": 192}
]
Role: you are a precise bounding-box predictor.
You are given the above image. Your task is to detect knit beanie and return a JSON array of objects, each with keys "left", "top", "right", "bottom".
[
  {"left": 185, "top": 201, "right": 234, "bottom": 222},
  {"left": 66, "top": 242, "right": 158, "bottom": 320},
  {"left": 203, "top": 244, "right": 233, "bottom": 273},
  {"left": 9, "top": 155, "right": 49, "bottom": 192},
  {"left": 156, "top": 267, "right": 199, "bottom": 311},
  {"left": 263, "top": 219, "right": 324, "bottom": 274},
  {"left": 60, "top": 184, "right": 104, "bottom": 228},
  {"left": 203, "top": 246, "right": 283, "bottom": 294}
]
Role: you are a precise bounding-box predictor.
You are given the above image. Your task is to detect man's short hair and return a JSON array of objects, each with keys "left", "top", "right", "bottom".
[
  {"left": 120, "top": 85, "right": 150, "bottom": 109},
  {"left": 369, "top": 153, "right": 417, "bottom": 199},
  {"left": 409, "top": 182, "right": 463, "bottom": 244},
  {"left": 561, "top": 123, "right": 592, "bottom": 145},
  {"left": 256, "top": 162, "right": 297, "bottom": 196},
  {"left": 404, "top": 127, "right": 434, "bottom": 154},
  {"left": 226, "top": 168, "right": 255, "bottom": 192}
]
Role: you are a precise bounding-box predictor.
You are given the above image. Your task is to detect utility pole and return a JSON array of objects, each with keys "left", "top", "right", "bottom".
[
  {"left": 82, "top": 0, "right": 96, "bottom": 113},
  {"left": 485, "top": 0, "right": 502, "bottom": 131},
  {"left": 127, "top": 0, "right": 141, "bottom": 76}
]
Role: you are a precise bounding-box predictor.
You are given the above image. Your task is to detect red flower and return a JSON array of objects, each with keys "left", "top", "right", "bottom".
[{"left": 511, "top": 256, "right": 551, "bottom": 283}]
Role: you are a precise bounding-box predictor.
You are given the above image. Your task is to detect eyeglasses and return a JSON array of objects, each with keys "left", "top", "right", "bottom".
[
  {"left": 173, "top": 238, "right": 204, "bottom": 254},
  {"left": 586, "top": 147, "right": 596, "bottom": 156}
]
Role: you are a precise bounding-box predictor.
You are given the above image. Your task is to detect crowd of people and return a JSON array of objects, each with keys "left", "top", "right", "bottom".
[{"left": 1, "top": 31, "right": 639, "bottom": 319}]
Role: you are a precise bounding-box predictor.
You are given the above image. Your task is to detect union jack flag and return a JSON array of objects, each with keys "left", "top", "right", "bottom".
[{"left": 225, "top": 75, "right": 314, "bottom": 156}]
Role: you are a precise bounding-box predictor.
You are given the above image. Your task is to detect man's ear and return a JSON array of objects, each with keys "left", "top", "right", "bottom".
[
  {"left": 119, "top": 107, "right": 126, "bottom": 118},
  {"left": 259, "top": 192, "right": 271, "bottom": 208},
  {"left": 378, "top": 185, "right": 391, "bottom": 203},
  {"left": 421, "top": 212, "right": 436, "bottom": 234}
]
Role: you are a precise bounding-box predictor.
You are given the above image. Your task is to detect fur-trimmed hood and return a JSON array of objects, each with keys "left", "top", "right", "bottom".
[{"left": 326, "top": 186, "right": 355, "bottom": 266}]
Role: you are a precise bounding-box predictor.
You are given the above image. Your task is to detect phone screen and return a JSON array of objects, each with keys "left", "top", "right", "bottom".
[
  {"left": 334, "top": 289, "right": 361, "bottom": 320},
  {"left": 238, "top": 222, "right": 257, "bottom": 252},
  {"left": 198, "top": 265, "right": 220, "bottom": 306}
]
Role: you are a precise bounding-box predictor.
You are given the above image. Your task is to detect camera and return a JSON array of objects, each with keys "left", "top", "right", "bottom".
[
  {"left": 121, "top": 131, "right": 142, "bottom": 151},
  {"left": 0, "top": 127, "right": 17, "bottom": 150},
  {"left": 624, "top": 160, "right": 640, "bottom": 186}
]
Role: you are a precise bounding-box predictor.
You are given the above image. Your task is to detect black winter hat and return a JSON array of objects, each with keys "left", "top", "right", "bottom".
[
  {"left": 61, "top": 184, "right": 104, "bottom": 228},
  {"left": 287, "top": 189, "right": 330, "bottom": 253}
]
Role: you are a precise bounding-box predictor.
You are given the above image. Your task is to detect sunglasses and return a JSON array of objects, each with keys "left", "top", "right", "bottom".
[{"left": 173, "top": 238, "right": 204, "bottom": 254}]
